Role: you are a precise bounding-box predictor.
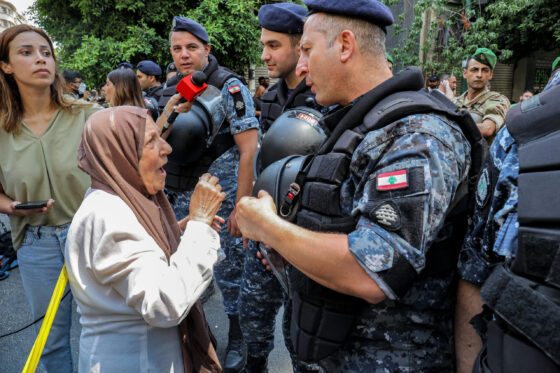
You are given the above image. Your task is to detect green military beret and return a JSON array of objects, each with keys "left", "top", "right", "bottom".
[
  {"left": 552, "top": 56, "right": 560, "bottom": 72},
  {"left": 386, "top": 53, "right": 394, "bottom": 64},
  {"left": 472, "top": 48, "right": 497, "bottom": 70}
]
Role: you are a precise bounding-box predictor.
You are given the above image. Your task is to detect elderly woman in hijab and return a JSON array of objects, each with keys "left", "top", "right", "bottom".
[{"left": 65, "top": 106, "right": 224, "bottom": 372}]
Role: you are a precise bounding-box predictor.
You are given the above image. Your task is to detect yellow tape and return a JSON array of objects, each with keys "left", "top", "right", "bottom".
[{"left": 22, "top": 264, "right": 68, "bottom": 373}]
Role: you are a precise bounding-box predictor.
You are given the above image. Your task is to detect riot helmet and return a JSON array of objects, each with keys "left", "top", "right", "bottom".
[
  {"left": 253, "top": 154, "right": 310, "bottom": 222},
  {"left": 166, "top": 103, "right": 210, "bottom": 164},
  {"left": 254, "top": 106, "right": 326, "bottom": 178},
  {"left": 165, "top": 85, "right": 226, "bottom": 165}
]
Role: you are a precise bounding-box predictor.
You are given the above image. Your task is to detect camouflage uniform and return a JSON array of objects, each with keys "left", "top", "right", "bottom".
[
  {"left": 456, "top": 69, "right": 560, "bottom": 373},
  {"left": 239, "top": 78, "right": 322, "bottom": 372},
  {"left": 454, "top": 88, "right": 510, "bottom": 145},
  {"left": 458, "top": 70, "right": 560, "bottom": 286},
  {"left": 316, "top": 111, "right": 471, "bottom": 372},
  {"left": 166, "top": 76, "right": 259, "bottom": 316},
  {"left": 457, "top": 125, "right": 518, "bottom": 286},
  {"left": 548, "top": 68, "right": 560, "bottom": 89},
  {"left": 239, "top": 240, "right": 285, "bottom": 353}
]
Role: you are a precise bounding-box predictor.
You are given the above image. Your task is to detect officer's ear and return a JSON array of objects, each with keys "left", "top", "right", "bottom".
[
  {"left": 338, "top": 30, "right": 356, "bottom": 63},
  {"left": 488, "top": 69, "right": 494, "bottom": 80},
  {"left": 204, "top": 43, "right": 211, "bottom": 57}
]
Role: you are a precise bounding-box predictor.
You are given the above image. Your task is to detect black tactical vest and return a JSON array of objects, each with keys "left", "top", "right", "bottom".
[
  {"left": 159, "top": 55, "right": 242, "bottom": 192},
  {"left": 146, "top": 84, "right": 163, "bottom": 103},
  {"left": 260, "top": 79, "right": 317, "bottom": 132},
  {"left": 288, "top": 67, "right": 484, "bottom": 362},
  {"left": 477, "top": 87, "right": 560, "bottom": 372}
]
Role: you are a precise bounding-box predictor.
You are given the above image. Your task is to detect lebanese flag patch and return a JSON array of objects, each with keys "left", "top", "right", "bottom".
[
  {"left": 377, "top": 169, "right": 408, "bottom": 190},
  {"left": 228, "top": 85, "right": 241, "bottom": 94}
]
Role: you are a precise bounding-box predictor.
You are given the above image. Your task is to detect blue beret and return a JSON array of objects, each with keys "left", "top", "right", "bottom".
[
  {"left": 137, "top": 60, "right": 162, "bottom": 76},
  {"left": 304, "top": 0, "right": 394, "bottom": 32},
  {"left": 258, "top": 3, "right": 307, "bottom": 34},
  {"left": 171, "top": 16, "right": 209, "bottom": 44},
  {"left": 117, "top": 62, "right": 133, "bottom": 69}
]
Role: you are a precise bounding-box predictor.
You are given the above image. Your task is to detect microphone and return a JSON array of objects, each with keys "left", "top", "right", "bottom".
[{"left": 162, "top": 71, "right": 208, "bottom": 134}]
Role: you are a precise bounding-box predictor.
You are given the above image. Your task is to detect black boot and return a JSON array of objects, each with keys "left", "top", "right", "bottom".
[
  {"left": 224, "top": 314, "right": 247, "bottom": 372},
  {"left": 245, "top": 356, "right": 268, "bottom": 373}
]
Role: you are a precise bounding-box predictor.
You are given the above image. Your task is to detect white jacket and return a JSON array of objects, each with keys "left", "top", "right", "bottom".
[{"left": 65, "top": 189, "right": 220, "bottom": 373}]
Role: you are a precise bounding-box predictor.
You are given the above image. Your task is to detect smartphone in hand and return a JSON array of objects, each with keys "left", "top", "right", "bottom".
[{"left": 14, "top": 200, "right": 50, "bottom": 210}]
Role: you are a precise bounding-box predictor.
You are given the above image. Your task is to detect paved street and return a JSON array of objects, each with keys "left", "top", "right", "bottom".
[{"left": 0, "top": 216, "right": 292, "bottom": 373}]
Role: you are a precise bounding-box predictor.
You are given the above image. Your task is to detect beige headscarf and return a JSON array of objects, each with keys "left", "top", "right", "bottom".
[{"left": 78, "top": 106, "right": 221, "bottom": 373}]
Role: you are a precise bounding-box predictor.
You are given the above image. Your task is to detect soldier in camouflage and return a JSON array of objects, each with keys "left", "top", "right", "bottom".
[
  {"left": 455, "top": 68, "right": 560, "bottom": 373},
  {"left": 235, "top": 0, "right": 474, "bottom": 371},
  {"left": 454, "top": 48, "right": 510, "bottom": 145}
]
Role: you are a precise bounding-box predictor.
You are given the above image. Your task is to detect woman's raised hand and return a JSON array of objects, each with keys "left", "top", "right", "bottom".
[
  {"left": 189, "top": 174, "right": 226, "bottom": 226},
  {"left": 178, "top": 214, "right": 225, "bottom": 233}
]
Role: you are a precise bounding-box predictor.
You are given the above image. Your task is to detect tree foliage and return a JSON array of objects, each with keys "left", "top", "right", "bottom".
[
  {"left": 383, "top": 0, "right": 560, "bottom": 76},
  {"left": 29, "top": 0, "right": 264, "bottom": 88}
]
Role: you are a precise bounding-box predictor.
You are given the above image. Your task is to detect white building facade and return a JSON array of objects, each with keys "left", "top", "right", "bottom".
[{"left": 0, "top": 1, "right": 26, "bottom": 33}]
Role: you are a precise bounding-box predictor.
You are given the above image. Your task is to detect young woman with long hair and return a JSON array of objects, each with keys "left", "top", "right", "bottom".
[
  {"left": 0, "top": 24, "right": 99, "bottom": 372},
  {"left": 105, "top": 67, "right": 146, "bottom": 108},
  {"left": 105, "top": 67, "right": 161, "bottom": 119}
]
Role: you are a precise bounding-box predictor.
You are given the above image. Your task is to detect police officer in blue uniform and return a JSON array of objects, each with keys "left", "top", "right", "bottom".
[
  {"left": 238, "top": 4, "right": 321, "bottom": 373},
  {"left": 236, "top": 0, "right": 481, "bottom": 371},
  {"left": 136, "top": 60, "right": 163, "bottom": 102},
  {"left": 155, "top": 17, "right": 259, "bottom": 373},
  {"left": 117, "top": 62, "right": 133, "bottom": 69},
  {"left": 257, "top": 3, "right": 317, "bottom": 132},
  {"left": 455, "top": 69, "right": 560, "bottom": 373},
  {"left": 164, "top": 62, "right": 177, "bottom": 89}
]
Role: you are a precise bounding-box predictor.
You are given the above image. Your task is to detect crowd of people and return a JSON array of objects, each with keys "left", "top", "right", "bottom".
[{"left": 0, "top": 0, "right": 558, "bottom": 372}]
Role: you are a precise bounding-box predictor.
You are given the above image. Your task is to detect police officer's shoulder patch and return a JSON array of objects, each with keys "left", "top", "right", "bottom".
[
  {"left": 476, "top": 167, "right": 490, "bottom": 207},
  {"left": 228, "top": 85, "right": 241, "bottom": 94},
  {"left": 377, "top": 169, "right": 408, "bottom": 191},
  {"left": 228, "top": 84, "right": 246, "bottom": 118},
  {"left": 370, "top": 201, "right": 401, "bottom": 231}
]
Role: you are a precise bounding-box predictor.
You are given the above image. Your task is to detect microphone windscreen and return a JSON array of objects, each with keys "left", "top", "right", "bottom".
[{"left": 191, "top": 71, "right": 207, "bottom": 87}]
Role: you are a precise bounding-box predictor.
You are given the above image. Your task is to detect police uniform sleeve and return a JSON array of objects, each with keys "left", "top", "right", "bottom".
[
  {"left": 221, "top": 78, "right": 259, "bottom": 135},
  {"left": 482, "top": 94, "right": 510, "bottom": 133},
  {"left": 347, "top": 114, "right": 471, "bottom": 299},
  {"left": 458, "top": 127, "right": 519, "bottom": 286},
  {"left": 545, "top": 70, "right": 560, "bottom": 90}
]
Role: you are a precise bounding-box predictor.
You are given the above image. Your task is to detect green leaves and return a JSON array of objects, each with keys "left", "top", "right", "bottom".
[
  {"left": 61, "top": 25, "right": 165, "bottom": 89},
  {"left": 30, "top": 0, "right": 266, "bottom": 89},
  {"left": 383, "top": 0, "right": 559, "bottom": 77},
  {"left": 189, "top": 0, "right": 261, "bottom": 72}
]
